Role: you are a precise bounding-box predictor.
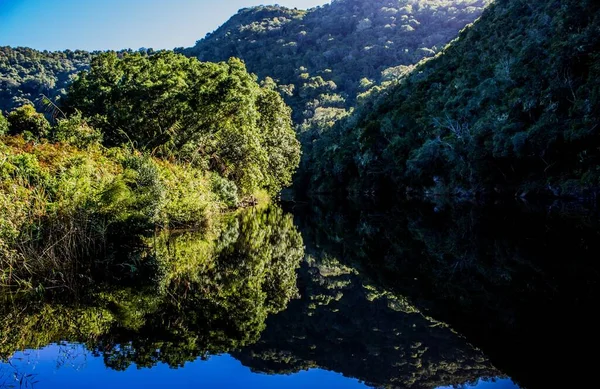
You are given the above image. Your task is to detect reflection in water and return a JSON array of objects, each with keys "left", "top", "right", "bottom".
[
  {"left": 0, "top": 205, "right": 304, "bottom": 371},
  {"left": 283, "top": 197, "right": 600, "bottom": 388},
  {"left": 235, "top": 251, "right": 502, "bottom": 388},
  {"left": 2, "top": 199, "right": 598, "bottom": 388}
]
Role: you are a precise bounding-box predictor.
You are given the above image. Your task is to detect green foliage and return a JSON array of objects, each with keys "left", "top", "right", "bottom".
[
  {"left": 185, "top": 0, "right": 491, "bottom": 168},
  {"left": 0, "top": 132, "right": 226, "bottom": 287},
  {"left": 0, "top": 112, "right": 8, "bottom": 135},
  {"left": 0, "top": 47, "right": 155, "bottom": 113},
  {"left": 64, "top": 52, "right": 300, "bottom": 195},
  {"left": 210, "top": 173, "right": 239, "bottom": 209},
  {"left": 307, "top": 0, "right": 600, "bottom": 198},
  {"left": 6, "top": 104, "right": 51, "bottom": 140},
  {"left": 52, "top": 112, "right": 102, "bottom": 149},
  {"left": 0, "top": 47, "right": 93, "bottom": 112}
]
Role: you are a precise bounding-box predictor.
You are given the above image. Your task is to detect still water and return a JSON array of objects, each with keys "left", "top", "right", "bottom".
[{"left": 2, "top": 198, "right": 598, "bottom": 388}]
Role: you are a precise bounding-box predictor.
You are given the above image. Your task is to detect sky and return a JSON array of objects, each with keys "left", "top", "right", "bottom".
[{"left": 0, "top": 0, "right": 329, "bottom": 51}]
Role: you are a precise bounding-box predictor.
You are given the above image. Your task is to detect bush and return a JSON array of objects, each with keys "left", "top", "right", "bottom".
[
  {"left": 210, "top": 174, "right": 239, "bottom": 209},
  {"left": 7, "top": 105, "right": 51, "bottom": 140},
  {"left": 53, "top": 112, "right": 102, "bottom": 149}
]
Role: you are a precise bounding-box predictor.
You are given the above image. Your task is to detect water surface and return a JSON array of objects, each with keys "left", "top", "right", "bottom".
[{"left": 2, "top": 199, "right": 598, "bottom": 388}]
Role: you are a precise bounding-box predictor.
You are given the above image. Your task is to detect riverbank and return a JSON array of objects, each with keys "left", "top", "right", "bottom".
[{"left": 0, "top": 134, "right": 270, "bottom": 291}]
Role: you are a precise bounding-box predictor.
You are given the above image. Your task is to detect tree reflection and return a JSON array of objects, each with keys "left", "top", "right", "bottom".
[
  {"left": 281, "top": 196, "right": 600, "bottom": 388},
  {"left": 0, "top": 205, "right": 304, "bottom": 370}
]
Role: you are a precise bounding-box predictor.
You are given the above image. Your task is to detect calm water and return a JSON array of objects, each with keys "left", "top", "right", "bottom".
[{"left": 2, "top": 198, "right": 599, "bottom": 388}]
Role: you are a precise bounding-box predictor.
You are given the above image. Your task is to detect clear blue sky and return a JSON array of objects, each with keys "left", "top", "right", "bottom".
[{"left": 0, "top": 0, "right": 328, "bottom": 51}]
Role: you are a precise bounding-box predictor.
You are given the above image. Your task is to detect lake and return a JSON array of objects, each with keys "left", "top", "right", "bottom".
[{"left": 1, "top": 197, "right": 599, "bottom": 388}]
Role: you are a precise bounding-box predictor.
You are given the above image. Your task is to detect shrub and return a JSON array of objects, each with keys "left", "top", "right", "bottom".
[
  {"left": 7, "top": 105, "right": 51, "bottom": 140},
  {"left": 53, "top": 112, "right": 102, "bottom": 149},
  {"left": 210, "top": 173, "right": 239, "bottom": 209}
]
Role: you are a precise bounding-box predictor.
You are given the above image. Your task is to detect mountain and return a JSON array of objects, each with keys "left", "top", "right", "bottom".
[
  {"left": 185, "top": 0, "right": 491, "bottom": 132},
  {"left": 306, "top": 0, "right": 600, "bottom": 198}
]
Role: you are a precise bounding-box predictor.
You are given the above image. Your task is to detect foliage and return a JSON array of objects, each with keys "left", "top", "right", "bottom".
[
  {"left": 185, "top": 0, "right": 491, "bottom": 181},
  {"left": 63, "top": 52, "right": 300, "bottom": 195},
  {"left": 0, "top": 131, "right": 226, "bottom": 289},
  {"left": 0, "top": 2, "right": 491, "bottom": 196},
  {"left": 0, "top": 112, "right": 8, "bottom": 136},
  {"left": 52, "top": 112, "right": 103, "bottom": 149},
  {"left": 210, "top": 173, "right": 239, "bottom": 209},
  {"left": 0, "top": 46, "right": 153, "bottom": 113},
  {"left": 185, "top": 0, "right": 490, "bottom": 129},
  {"left": 6, "top": 104, "right": 51, "bottom": 140},
  {"left": 306, "top": 0, "right": 600, "bottom": 198}
]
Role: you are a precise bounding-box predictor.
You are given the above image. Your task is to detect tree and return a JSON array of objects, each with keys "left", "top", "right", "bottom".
[{"left": 64, "top": 52, "right": 300, "bottom": 195}]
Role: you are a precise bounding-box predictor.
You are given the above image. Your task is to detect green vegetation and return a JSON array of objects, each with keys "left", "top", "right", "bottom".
[
  {"left": 0, "top": 133, "right": 221, "bottom": 288},
  {"left": 186, "top": 0, "right": 490, "bottom": 130},
  {"left": 185, "top": 0, "right": 491, "bottom": 182},
  {"left": 1, "top": 2, "right": 490, "bottom": 192},
  {"left": 64, "top": 52, "right": 300, "bottom": 195},
  {"left": 0, "top": 47, "right": 155, "bottom": 113},
  {"left": 0, "top": 52, "right": 301, "bottom": 289},
  {"left": 0, "top": 47, "right": 94, "bottom": 112},
  {"left": 0, "top": 205, "right": 304, "bottom": 369},
  {"left": 307, "top": 0, "right": 600, "bottom": 198}
]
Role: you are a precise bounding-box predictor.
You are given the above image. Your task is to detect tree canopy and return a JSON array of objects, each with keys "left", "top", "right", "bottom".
[{"left": 64, "top": 52, "right": 300, "bottom": 195}]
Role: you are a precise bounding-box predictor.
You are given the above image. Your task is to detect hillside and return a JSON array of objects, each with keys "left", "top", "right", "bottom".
[
  {"left": 0, "top": 47, "right": 93, "bottom": 112},
  {"left": 185, "top": 0, "right": 490, "bottom": 131},
  {"left": 306, "top": 0, "right": 600, "bottom": 198},
  {"left": 0, "top": 47, "right": 158, "bottom": 113},
  {"left": 1, "top": 1, "right": 490, "bottom": 127}
]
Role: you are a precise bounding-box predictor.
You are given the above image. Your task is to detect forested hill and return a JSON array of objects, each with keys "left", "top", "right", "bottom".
[
  {"left": 1, "top": 0, "right": 490, "bottom": 128},
  {"left": 184, "top": 0, "right": 491, "bottom": 129},
  {"left": 0, "top": 47, "right": 94, "bottom": 112},
  {"left": 0, "top": 47, "right": 157, "bottom": 113},
  {"left": 306, "top": 0, "right": 600, "bottom": 199}
]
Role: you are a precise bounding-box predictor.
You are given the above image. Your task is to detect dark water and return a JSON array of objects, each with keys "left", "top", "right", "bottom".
[{"left": 1, "top": 198, "right": 599, "bottom": 388}]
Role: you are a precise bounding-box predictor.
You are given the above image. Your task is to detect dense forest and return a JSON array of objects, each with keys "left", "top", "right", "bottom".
[
  {"left": 306, "top": 0, "right": 600, "bottom": 198},
  {"left": 0, "top": 47, "right": 93, "bottom": 111},
  {"left": 0, "top": 47, "right": 157, "bottom": 112},
  {"left": 185, "top": 0, "right": 490, "bottom": 130},
  {"left": 3, "top": 1, "right": 599, "bottom": 199},
  {"left": 1, "top": 1, "right": 490, "bottom": 169},
  {"left": 2, "top": 1, "right": 600, "bottom": 386}
]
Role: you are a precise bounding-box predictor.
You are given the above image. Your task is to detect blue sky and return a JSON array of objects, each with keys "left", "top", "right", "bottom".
[{"left": 0, "top": 0, "right": 328, "bottom": 51}]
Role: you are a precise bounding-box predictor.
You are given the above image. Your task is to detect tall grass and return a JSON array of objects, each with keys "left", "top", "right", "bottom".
[{"left": 0, "top": 135, "right": 231, "bottom": 291}]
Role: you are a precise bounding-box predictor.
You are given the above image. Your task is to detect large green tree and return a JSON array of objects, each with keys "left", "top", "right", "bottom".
[{"left": 64, "top": 52, "right": 300, "bottom": 195}]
